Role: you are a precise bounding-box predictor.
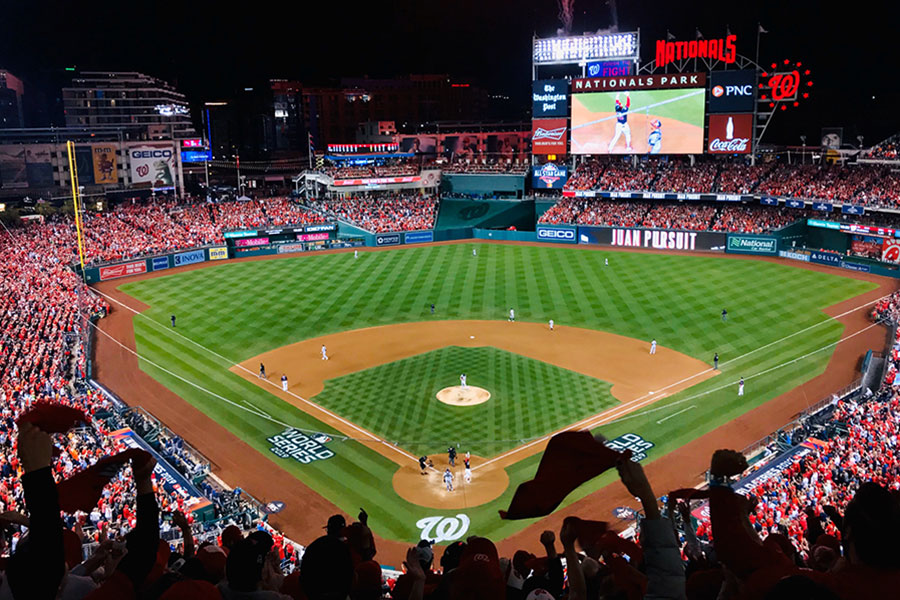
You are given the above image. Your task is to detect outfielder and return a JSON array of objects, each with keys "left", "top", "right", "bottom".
[
  {"left": 443, "top": 468, "right": 454, "bottom": 492},
  {"left": 354, "top": 250, "right": 359, "bottom": 259},
  {"left": 648, "top": 119, "right": 662, "bottom": 154},
  {"left": 473, "top": 248, "right": 477, "bottom": 257},
  {"left": 608, "top": 92, "right": 633, "bottom": 153},
  {"left": 508, "top": 308, "right": 515, "bottom": 322},
  {"left": 549, "top": 319, "right": 554, "bottom": 331},
  {"left": 321, "top": 345, "right": 329, "bottom": 360},
  {"left": 738, "top": 377, "right": 745, "bottom": 397},
  {"left": 650, "top": 339, "right": 657, "bottom": 355},
  {"left": 281, "top": 374, "right": 288, "bottom": 392},
  {"left": 605, "top": 258, "right": 609, "bottom": 266},
  {"left": 460, "top": 373, "right": 467, "bottom": 389}
]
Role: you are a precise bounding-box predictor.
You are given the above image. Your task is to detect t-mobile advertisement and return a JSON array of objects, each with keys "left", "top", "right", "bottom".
[
  {"left": 707, "top": 114, "right": 752, "bottom": 154},
  {"left": 578, "top": 226, "right": 726, "bottom": 252}
]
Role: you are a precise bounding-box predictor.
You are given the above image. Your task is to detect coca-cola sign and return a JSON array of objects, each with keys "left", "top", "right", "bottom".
[{"left": 707, "top": 114, "right": 752, "bottom": 154}]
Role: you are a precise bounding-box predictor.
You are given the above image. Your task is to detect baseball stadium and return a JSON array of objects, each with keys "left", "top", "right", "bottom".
[{"left": 2, "top": 9, "right": 900, "bottom": 600}]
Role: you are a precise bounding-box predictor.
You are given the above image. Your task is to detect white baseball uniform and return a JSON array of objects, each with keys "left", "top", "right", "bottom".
[
  {"left": 464, "top": 466, "right": 472, "bottom": 483},
  {"left": 549, "top": 319, "right": 554, "bottom": 331},
  {"left": 509, "top": 309, "right": 515, "bottom": 322},
  {"left": 650, "top": 340, "right": 657, "bottom": 355},
  {"left": 354, "top": 250, "right": 358, "bottom": 259},
  {"left": 460, "top": 374, "right": 467, "bottom": 389},
  {"left": 738, "top": 380, "right": 745, "bottom": 396},
  {"left": 281, "top": 375, "right": 288, "bottom": 392},
  {"left": 321, "top": 345, "right": 328, "bottom": 360},
  {"left": 443, "top": 470, "right": 454, "bottom": 491},
  {"left": 605, "top": 258, "right": 609, "bottom": 266}
]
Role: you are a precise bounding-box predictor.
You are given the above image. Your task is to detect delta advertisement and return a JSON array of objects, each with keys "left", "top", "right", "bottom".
[
  {"left": 91, "top": 144, "right": 118, "bottom": 184},
  {"left": 726, "top": 234, "right": 778, "bottom": 255},
  {"left": 532, "top": 163, "right": 568, "bottom": 189},
  {"left": 707, "top": 114, "right": 753, "bottom": 154},
  {"left": 578, "top": 226, "right": 726, "bottom": 251},
  {"left": 129, "top": 142, "right": 176, "bottom": 188},
  {"left": 531, "top": 119, "right": 568, "bottom": 155},
  {"left": 537, "top": 225, "right": 577, "bottom": 244}
]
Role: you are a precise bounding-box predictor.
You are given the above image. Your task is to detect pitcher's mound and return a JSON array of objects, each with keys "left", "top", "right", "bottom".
[{"left": 437, "top": 386, "right": 491, "bottom": 406}]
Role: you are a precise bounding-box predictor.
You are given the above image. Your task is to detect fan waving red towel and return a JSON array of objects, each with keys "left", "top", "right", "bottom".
[
  {"left": 17, "top": 403, "right": 89, "bottom": 434},
  {"left": 57, "top": 449, "right": 153, "bottom": 513},
  {"left": 500, "top": 432, "right": 626, "bottom": 520}
]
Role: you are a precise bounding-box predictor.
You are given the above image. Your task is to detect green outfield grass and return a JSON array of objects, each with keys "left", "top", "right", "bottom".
[
  {"left": 313, "top": 346, "right": 617, "bottom": 457},
  {"left": 574, "top": 89, "right": 705, "bottom": 126},
  {"left": 118, "top": 243, "right": 877, "bottom": 543}
]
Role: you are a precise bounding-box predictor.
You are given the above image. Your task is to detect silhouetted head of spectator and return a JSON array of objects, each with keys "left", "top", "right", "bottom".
[
  {"left": 763, "top": 575, "right": 841, "bottom": 600},
  {"left": 220, "top": 524, "right": 243, "bottom": 551},
  {"left": 300, "top": 535, "right": 354, "bottom": 600},
  {"left": 325, "top": 514, "right": 346, "bottom": 538},
  {"left": 448, "top": 537, "right": 504, "bottom": 600},
  {"left": 843, "top": 482, "right": 900, "bottom": 569},
  {"left": 440, "top": 540, "right": 467, "bottom": 572},
  {"left": 225, "top": 531, "right": 273, "bottom": 592},
  {"left": 415, "top": 539, "right": 434, "bottom": 571}
]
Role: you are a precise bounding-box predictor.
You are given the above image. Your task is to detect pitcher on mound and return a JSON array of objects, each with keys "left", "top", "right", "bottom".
[{"left": 608, "top": 92, "right": 633, "bottom": 153}]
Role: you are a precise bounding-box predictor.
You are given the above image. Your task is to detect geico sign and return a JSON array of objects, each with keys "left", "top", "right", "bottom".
[
  {"left": 709, "top": 137, "right": 750, "bottom": 152},
  {"left": 132, "top": 149, "right": 173, "bottom": 158},
  {"left": 538, "top": 228, "right": 575, "bottom": 240},
  {"left": 712, "top": 84, "right": 753, "bottom": 97}
]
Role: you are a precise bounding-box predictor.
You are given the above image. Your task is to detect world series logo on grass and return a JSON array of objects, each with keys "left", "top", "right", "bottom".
[{"left": 267, "top": 428, "right": 335, "bottom": 464}]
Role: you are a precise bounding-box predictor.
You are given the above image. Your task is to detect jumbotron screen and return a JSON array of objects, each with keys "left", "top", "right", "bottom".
[{"left": 571, "top": 89, "right": 706, "bottom": 155}]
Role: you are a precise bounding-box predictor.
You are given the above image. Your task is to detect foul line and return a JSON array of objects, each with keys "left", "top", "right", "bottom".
[
  {"left": 91, "top": 288, "right": 418, "bottom": 464},
  {"left": 657, "top": 405, "right": 696, "bottom": 424}
]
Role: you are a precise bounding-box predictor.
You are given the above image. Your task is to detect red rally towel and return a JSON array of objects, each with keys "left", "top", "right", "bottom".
[
  {"left": 57, "top": 449, "right": 153, "bottom": 513},
  {"left": 17, "top": 403, "right": 89, "bottom": 433},
  {"left": 499, "top": 431, "right": 625, "bottom": 520}
]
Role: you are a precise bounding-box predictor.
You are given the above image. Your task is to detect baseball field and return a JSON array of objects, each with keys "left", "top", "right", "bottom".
[{"left": 93, "top": 241, "right": 887, "bottom": 559}]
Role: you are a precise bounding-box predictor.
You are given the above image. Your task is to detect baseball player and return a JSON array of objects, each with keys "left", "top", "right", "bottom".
[
  {"left": 464, "top": 454, "right": 472, "bottom": 484},
  {"left": 443, "top": 468, "right": 454, "bottom": 492},
  {"left": 608, "top": 92, "right": 633, "bottom": 153},
  {"left": 281, "top": 374, "right": 288, "bottom": 392},
  {"left": 321, "top": 345, "right": 329, "bottom": 360},
  {"left": 648, "top": 119, "right": 662, "bottom": 154},
  {"left": 170, "top": 315, "right": 176, "bottom": 328},
  {"left": 650, "top": 339, "right": 657, "bottom": 355},
  {"left": 418, "top": 455, "right": 428, "bottom": 475},
  {"left": 738, "top": 377, "right": 745, "bottom": 397},
  {"left": 722, "top": 309, "right": 728, "bottom": 322},
  {"left": 460, "top": 373, "right": 467, "bottom": 389},
  {"left": 354, "top": 250, "right": 359, "bottom": 259},
  {"left": 549, "top": 319, "right": 554, "bottom": 331},
  {"left": 713, "top": 353, "right": 719, "bottom": 370},
  {"left": 259, "top": 363, "right": 267, "bottom": 379},
  {"left": 508, "top": 308, "right": 515, "bottom": 322},
  {"left": 473, "top": 247, "right": 477, "bottom": 257},
  {"left": 605, "top": 258, "right": 609, "bottom": 266},
  {"left": 448, "top": 446, "right": 457, "bottom": 467},
  {"left": 431, "top": 303, "right": 435, "bottom": 315}
]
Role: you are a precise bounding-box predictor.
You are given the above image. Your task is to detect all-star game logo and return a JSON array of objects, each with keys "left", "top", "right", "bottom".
[
  {"left": 536, "top": 163, "right": 565, "bottom": 188},
  {"left": 267, "top": 428, "right": 335, "bottom": 464}
]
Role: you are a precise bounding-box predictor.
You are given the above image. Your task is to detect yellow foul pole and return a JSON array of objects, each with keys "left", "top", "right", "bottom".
[{"left": 66, "top": 141, "right": 87, "bottom": 274}]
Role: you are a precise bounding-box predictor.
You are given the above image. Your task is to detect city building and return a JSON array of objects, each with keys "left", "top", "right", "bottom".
[
  {"left": 62, "top": 71, "right": 197, "bottom": 139},
  {"left": 0, "top": 70, "right": 25, "bottom": 129}
]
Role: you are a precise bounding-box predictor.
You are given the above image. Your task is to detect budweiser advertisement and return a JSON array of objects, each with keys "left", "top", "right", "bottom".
[
  {"left": 99, "top": 260, "right": 147, "bottom": 281},
  {"left": 707, "top": 114, "right": 752, "bottom": 154},
  {"left": 531, "top": 119, "right": 568, "bottom": 155}
]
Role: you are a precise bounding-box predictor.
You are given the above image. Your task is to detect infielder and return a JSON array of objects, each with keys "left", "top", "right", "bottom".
[
  {"left": 281, "top": 374, "right": 288, "bottom": 392},
  {"left": 648, "top": 119, "right": 662, "bottom": 154},
  {"left": 650, "top": 339, "right": 657, "bottom": 355},
  {"left": 549, "top": 319, "right": 554, "bottom": 331},
  {"left": 464, "top": 455, "right": 472, "bottom": 483},
  {"left": 509, "top": 308, "right": 515, "bottom": 322},
  {"left": 418, "top": 455, "right": 428, "bottom": 475},
  {"left": 738, "top": 377, "right": 745, "bottom": 397},
  {"left": 170, "top": 315, "right": 176, "bottom": 328},
  {"left": 713, "top": 353, "right": 719, "bottom": 370},
  {"left": 259, "top": 363, "right": 267, "bottom": 379},
  {"left": 608, "top": 92, "right": 633, "bottom": 153},
  {"left": 354, "top": 250, "right": 359, "bottom": 259},
  {"left": 460, "top": 373, "right": 467, "bottom": 389},
  {"left": 321, "top": 345, "right": 329, "bottom": 360},
  {"left": 443, "top": 468, "right": 454, "bottom": 492}
]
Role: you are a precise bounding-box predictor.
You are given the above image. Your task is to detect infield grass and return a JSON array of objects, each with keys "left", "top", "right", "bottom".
[{"left": 118, "top": 243, "right": 877, "bottom": 543}]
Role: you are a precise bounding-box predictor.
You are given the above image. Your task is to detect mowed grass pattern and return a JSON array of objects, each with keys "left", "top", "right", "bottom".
[
  {"left": 119, "top": 243, "right": 877, "bottom": 542},
  {"left": 314, "top": 346, "right": 617, "bottom": 457}
]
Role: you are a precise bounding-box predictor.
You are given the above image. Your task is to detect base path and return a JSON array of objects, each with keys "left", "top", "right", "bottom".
[{"left": 232, "top": 320, "right": 717, "bottom": 468}]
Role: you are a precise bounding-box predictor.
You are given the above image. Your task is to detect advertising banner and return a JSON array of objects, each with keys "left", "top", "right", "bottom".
[
  {"left": 842, "top": 204, "right": 865, "bottom": 216},
  {"left": 709, "top": 70, "right": 757, "bottom": 113},
  {"left": 812, "top": 202, "right": 834, "bottom": 212},
  {"left": 92, "top": 144, "right": 118, "bottom": 184},
  {"left": 531, "top": 119, "right": 568, "bottom": 155},
  {"left": 809, "top": 250, "right": 842, "bottom": 266},
  {"left": 173, "top": 249, "right": 206, "bottom": 267},
  {"left": 779, "top": 249, "right": 811, "bottom": 262},
  {"left": 375, "top": 233, "right": 401, "bottom": 246},
  {"left": 571, "top": 88, "right": 706, "bottom": 155},
  {"left": 727, "top": 234, "right": 778, "bottom": 255},
  {"left": 785, "top": 199, "right": 805, "bottom": 209},
  {"left": 578, "top": 226, "right": 726, "bottom": 251},
  {"left": 760, "top": 197, "right": 779, "bottom": 206},
  {"left": 266, "top": 428, "right": 335, "bottom": 465},
  {"left": 850, "top": 235, "right": 882, "bottom": 259},
  {"left": 532, "top": 79, "right": 569, "bottom": 118},
  {"left": 486, "top": 132, "right": 528, "bottom": 159},
  {"left": 151, "top": 256, "right": 170, "bottom": 271},
  {"left": 208, "top": 247, "right": 228, "bottom": 260},
  {"left": 332, "top": 176, "right": 421, "bottom": 187},
  {"left": 573, "top": 72, "right": 706, "bottom": 92},
  {"left": 399, "top": 135, "right": 438, "bottom": 155},
  {"left": 536, "top": 225, "right": 577, "bottom": 243},
  {"left": 181, "top": 150, "right": 212, "bottom": 163},
  {"left": 707, "top": 114, "right": 752, "bottom": 154},
  {"left": 235, "top": 237, "right": 270, "bottom": 247},
  {"left": 532, "top": 163, "right": 568, "bottom": 189},
  {"left": 99, "top": 260, "right": 147, "bottom": 281},
  {"left": 129, "top": 142, "right": 176, "bottom": 188},
  {"left": 882, "top": 239, "right": 900, "bottom": 263},
  {"left": 586, "top": 60, "right": 633, "bottom": 78},
  {"left": 841, "top": 261, "right": 871, "bottom": 273},
  {"left": 304, "top": 224, "right": 337, "bottom": 233},
  {"left": 0, "top": 145, "right": 27, "bottom": 189},
  {"left": 277, "top": 243, "right": 306, "bottom": 254},
  {"left": 404, "top": 231, "right": 434, "bottom": 244},
  {"left": 24, "top": 144, "right": 55, "bottom": 187},
  {"left": 74, "top": 146, "right": 95, "bottom": 185},
  {"left": 820, "top": 128, "right": 843, "bottom": 149},
  {"left": 297, "top": 232, "right": 329, "bottom": 242}
]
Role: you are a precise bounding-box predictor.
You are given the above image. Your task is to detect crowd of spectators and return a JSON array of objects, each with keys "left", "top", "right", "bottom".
[
  {"left": 437, "top": 158, "right": 529, "bottom": 174},
  {"left": 303, "top": 194, "right": 438, "bottom": 232},
  {"left": 867, "top": 134, "right": 900, "bottom": 160}
]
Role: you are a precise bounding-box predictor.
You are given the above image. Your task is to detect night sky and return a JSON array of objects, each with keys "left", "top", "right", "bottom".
[{"left": 3, "top": 0, "right": 898, "bottom": 145}]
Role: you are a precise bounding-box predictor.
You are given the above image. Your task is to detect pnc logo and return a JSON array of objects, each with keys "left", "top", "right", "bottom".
[{"left": 712, "top": 85, "right": 724, "bottom": 97}]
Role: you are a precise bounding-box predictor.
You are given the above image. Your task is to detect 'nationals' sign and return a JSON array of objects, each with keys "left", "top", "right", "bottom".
[
  {"left": 572, "top": 72, "right": 705, "bottom": 92},
  {"left": 655, "top": 35, "right": 737, "bottom": 68}
]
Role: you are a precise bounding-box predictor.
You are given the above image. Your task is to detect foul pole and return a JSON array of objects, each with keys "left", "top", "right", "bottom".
[{"left": 66, "top": 141, "right": 87, "bottom": 276}]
